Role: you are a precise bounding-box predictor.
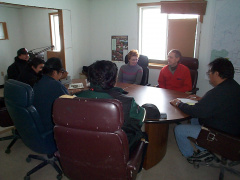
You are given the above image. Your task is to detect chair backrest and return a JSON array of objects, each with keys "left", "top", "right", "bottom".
[
  {"left": 125, "top": 54, "right": 149, "bottom": 85},
  {"left": 4, "top": 79, "right": 56, "bottom": 154},
  {"left": 53, "top": 97, "right": 130, "bottom": 180},
  {"left": 179, "top": 57, "right": 199, "bottom": 90}
]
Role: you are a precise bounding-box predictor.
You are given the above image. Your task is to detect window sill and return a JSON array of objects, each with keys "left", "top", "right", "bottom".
[{"left": 149, "top": 63, "right": 166, "bottom": 70}]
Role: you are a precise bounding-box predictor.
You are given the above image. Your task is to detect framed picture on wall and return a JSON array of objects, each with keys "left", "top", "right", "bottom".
[{"left": 111, "top": 35, "right": 128, "bottom": 61}]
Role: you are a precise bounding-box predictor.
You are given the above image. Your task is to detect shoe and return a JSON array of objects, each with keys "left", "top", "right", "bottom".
[{"left": 187, "top": 150, "right": 214, "bottom": 164}]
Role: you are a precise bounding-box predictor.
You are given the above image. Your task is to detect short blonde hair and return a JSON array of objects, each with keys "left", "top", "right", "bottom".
[{"left": 128, "top": 49, "right": 139, "bottom": 60}]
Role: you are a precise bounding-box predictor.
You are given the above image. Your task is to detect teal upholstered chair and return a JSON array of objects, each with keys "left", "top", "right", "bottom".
[{"left": 4, "top": 79, "right": 62, "bottom": 180}]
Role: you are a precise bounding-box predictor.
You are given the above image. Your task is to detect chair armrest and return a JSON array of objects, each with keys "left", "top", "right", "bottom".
[
  {"left": 187, "top": 136, "right": 197, "bottom": 144},
  {"left": 127, "top": 141, "right": 145, "bottom": 170},
  {"left": 186, "top": 88, "right": 199, "bottom": 95}
]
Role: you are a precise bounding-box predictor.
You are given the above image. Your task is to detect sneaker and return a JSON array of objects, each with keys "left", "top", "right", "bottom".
[{"left": 187, "top": 150, "right": 214, "bottom": 164}]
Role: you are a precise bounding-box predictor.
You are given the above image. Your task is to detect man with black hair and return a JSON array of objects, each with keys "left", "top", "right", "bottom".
[
  {"left": 76, "top": 60, "right": 146, "bottom": 153},
  {"left": 7, "top": 48, "right": 30, "bottom": 80},
  {"left": 33, "top": 57, "right": 68, "bottom": 132},
  {"left": 170, "top": 57, "right": 240, "bottom": 162},
  {"left": 17, "top": 57, "right": 45, "bottom": 87}
]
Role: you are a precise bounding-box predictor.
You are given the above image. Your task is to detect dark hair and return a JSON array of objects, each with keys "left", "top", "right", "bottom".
[
  {"left": 209, "top": 57, "right": 234, "bottom": 79},
  {"left": 169, "top": 49, "right": 182, "bottom": 60},
  {"left": 28, "top": 57, "right": 45, "bottom": 68},
  {"left": 88, "top": 60, "right": 118, "bottom": 89},
  {"left": 43, "top": 57, "right": 64, "bottom": 75}
]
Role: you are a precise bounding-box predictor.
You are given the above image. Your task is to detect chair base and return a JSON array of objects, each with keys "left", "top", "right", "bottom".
[
  {"left": 0, "top": 129, "right": 20, "bottom": 154},
  {"left": 192, "top": 156, "right": 240, "bottom": 180},
  {"left": 24, "top": 154, "right": 62, "bottom": 180}
]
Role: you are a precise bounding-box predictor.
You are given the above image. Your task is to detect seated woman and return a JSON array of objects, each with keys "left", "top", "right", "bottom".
[
  {"left": 75, "top": 60, "right": 146, "bottom": 153},
  {"left": 118, "top": 49, "right": 143, "bottom": 85}
]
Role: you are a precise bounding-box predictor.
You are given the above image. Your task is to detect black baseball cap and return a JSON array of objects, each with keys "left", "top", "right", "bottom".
[
  {"left": 45, "top": 57, "right": 66, "bottom": 72},
  {"left": 17, "top": 48, "right": 28, "bottom": 56}
]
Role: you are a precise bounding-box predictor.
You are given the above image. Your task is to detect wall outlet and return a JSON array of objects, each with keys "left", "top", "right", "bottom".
[{"left": 1, "top": 72, "right": 4, "bottom": 76}]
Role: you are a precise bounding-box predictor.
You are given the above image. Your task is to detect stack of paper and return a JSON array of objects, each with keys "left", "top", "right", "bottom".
[{"left": 177, "top": 98, "right": 198, "bottom": 105}]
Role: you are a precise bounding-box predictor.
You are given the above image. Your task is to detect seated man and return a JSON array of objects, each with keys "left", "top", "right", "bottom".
[
  {"left": 170, "top": 58, "right": 240, "bottom": 162},
  {"left": 118, "top": 49, "right": 143, "bottom": 85},
  {"left": 33, "top": 57, "right": 68, "bottom": 132},
  {"left": 17, "top": 57, "right": 45, "bottom": 87},
  {"left": 76, "top": 60, "right": 146, "bottom": 153},
  {"left": 7, "top": 48, "right": 30, "bottom": 80},
  {"left": 158, "top": 49, "right": 192, "bottom": 92}
]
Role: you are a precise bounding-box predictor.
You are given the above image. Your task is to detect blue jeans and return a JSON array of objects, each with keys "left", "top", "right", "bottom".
[{"left": 174, "top": 118, "right": 205, "bottom": 157}]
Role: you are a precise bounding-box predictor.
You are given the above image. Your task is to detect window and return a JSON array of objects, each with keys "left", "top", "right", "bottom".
[
  {"left": 49, "top": 13, "right": 61, "bottom": 51},
  {"left": 0, "top": 22, "right": 8, "bottom": 40},
  {"left": 139, "top": 6, "right": 200, "bottom": 62}
]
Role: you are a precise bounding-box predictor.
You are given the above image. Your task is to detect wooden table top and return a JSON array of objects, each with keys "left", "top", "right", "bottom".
[{"left": 68, "top": 79, "right": 191, "bottom": 123}]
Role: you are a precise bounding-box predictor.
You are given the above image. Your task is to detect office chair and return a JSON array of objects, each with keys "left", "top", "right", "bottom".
[
  {"left": 188, "top": 126, "right": 240, "bottom": 180},
  {"left": 0, "top": 97, "right": 20, "bottom": 154},
  {"left": 4, "top": 79, "right": 62, "bottom": 180},
  {"left": 179, "top": 57, "right": 199, "bottom": 94},
  {"left": 125, "top": 54, "right": 150, "bottom": 86},
  {"left": 53, "top": 97, "right": 146, "bottom": 180}
]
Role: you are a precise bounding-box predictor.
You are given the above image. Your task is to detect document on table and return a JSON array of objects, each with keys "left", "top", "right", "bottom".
[
  {"left": 68, "top": 83, "right": 84, "bottom": 90},
  {"left": 177, "top": 98, "right": 198, "bottom": 105}
]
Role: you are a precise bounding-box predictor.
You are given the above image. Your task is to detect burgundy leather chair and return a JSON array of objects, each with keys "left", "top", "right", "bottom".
[{"left": 53, "top": 97, "right": 145, "bottom": 180}]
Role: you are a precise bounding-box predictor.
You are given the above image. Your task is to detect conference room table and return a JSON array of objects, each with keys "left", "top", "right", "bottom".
[{"left": 68, "top": 79, "right": 191, "bottom": 170}]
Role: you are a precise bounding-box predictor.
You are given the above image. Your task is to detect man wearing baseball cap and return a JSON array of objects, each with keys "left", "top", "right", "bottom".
[{"left": 7, "top": 48, "right": 30, "bottom": 80}]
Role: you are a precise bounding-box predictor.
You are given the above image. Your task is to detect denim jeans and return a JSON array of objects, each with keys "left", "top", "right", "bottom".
[{"left": 174, "top": 118, "right": 205, "bottom": 157}]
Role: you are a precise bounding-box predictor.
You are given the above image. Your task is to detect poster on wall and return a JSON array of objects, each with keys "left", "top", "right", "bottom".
[{"left": 111, "top": 35, "right": 128, "bottom": 61}]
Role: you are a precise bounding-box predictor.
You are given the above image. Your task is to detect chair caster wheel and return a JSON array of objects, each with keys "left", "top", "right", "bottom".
[
  {"left": 26, "top": 157, "right": 31, "bottom": 162},
  {"left": 24, "top": 175, "right": 30, "bottom": 180},
  {"left": 57, "top": 174, "right": 62, "bottom": 180},
  {"left": 5, "top": 149, "right": 11, "bottom": 154}
]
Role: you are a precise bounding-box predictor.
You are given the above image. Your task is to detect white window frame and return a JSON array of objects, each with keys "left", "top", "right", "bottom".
[{"left": 138, "top": 6, "right": 201, "bottom": 62}]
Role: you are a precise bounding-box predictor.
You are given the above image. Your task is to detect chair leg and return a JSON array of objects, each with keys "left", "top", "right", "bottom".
[
  {"left": 5, "top": 136, "right": 19, "bottom": 153},
  {"left": 25, "top": 154, "right": 63, "bottom": 180},
  {"left": 0, "top": 131, "right": 20, "bottom": 154}
]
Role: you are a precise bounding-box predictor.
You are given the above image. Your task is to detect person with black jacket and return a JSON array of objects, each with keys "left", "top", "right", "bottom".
[
  {"left": 17, "top": 57, "right": 45, "bottom": 87},
  {"left": 7, "top": 48, "right": 29, "bottom": 80},
  {"left": 170, "top": 58, "right": 240, "bottom": 162}
]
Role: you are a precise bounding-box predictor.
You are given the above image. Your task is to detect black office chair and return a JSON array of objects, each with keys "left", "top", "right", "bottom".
[
  {"left": 125, "top": 54, "right": 150, "bottom": 86},
  {"left": 188, "top": 126, "right": 240, "bottom": 180},
  {"left": 4, "top": 79, "right": 62, "bottom": 180},
  {"left": 179, "top": 57, "right": 199, "bottom": 94},
  {"left": 0, "top": 97, "right": 20, "bottom": 154}
]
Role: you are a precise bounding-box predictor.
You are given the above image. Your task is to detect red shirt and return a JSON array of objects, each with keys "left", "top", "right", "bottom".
[{"left": 158, "top": 64, "right": 192, "bottom": 92}]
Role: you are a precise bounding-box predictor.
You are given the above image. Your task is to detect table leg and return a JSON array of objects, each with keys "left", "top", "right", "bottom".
[{"left": 143, "top": 123, "right": 169, "bottom": 170}]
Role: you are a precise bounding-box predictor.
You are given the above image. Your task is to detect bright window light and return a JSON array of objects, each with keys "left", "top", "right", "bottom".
[{"left": 50, "top": 14, "right": 61, "bottom": 51}]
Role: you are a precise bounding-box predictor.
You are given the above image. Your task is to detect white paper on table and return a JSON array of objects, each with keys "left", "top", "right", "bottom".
[{"left": 177, "top": 98, "right": 198, "bottom": 105}]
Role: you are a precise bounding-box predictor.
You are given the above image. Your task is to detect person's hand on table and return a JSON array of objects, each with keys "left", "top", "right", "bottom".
[
  {"left": 170, "top": 99, "right": 182, "bottom": 107},
  {"left": 69, "top": 88, "right": 82, "bottom": 95},
  {"left": 186, "top": 94, "right": 202, "bottom": 101}
]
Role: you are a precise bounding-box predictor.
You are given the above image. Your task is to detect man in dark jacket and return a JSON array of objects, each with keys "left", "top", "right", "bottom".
[
  {"left": 17, "top": 57, "right": 45, "bottom": 87},
  {"left": 7, "top": 48, "right": 29, "bottom": 80},
  {"left": 170, "top": 58, "right": 240, "bottom": 162}
]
